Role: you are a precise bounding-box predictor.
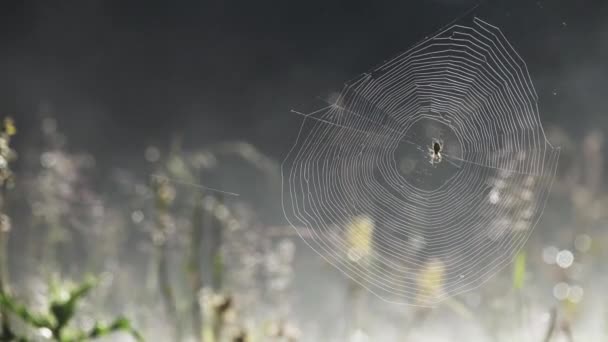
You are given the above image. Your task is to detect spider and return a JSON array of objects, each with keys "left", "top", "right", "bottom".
[{"left": 428, "top": 139, "right": 443, "bottom": 165}]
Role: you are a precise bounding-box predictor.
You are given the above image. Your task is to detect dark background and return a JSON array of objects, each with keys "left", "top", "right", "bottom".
[{"left": 1, "top": 0, "right": 606, "bottom": 167}]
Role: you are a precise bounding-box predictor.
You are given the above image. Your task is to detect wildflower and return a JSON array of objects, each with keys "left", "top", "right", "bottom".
[
  {"left": 345, "top": 215, "right": 374, "bottom": 262},
  {"left": 3, "top": 118, "right": 16, "bottom": 136},
  {"left": 416, "top": 259, "right": 445, "bottom": 304}
]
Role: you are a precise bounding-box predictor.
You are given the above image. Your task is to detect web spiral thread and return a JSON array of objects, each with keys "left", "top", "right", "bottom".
[{"left": 282, "top": 18, "right": 559, "bottom": 305}]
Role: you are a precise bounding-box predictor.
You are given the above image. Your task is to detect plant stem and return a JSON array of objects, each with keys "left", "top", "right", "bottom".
[
  {"left": 189, "top": 194, "right": 204, "bottom": 341},
  {"left": 0, "top": 183, "right": 10, "bottom": 334},
  {"left": 157, "top": 226, "right": 181, "bottom": 341},
  {"left": 154, "top": 178, "right": 181, "bottom": 341},
  {"left": 542, "top": 307, "right": 557, "bottom": 342}
]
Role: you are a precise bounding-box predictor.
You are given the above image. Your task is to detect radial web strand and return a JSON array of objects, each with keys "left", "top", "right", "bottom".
[{"left": 282, "top": 18, "right": 559, "bottom": 305}]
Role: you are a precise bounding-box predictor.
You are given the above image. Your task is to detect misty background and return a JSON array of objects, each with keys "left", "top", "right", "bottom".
[{"left": 0, "top": 0, "right": 607, "bottom": 341}]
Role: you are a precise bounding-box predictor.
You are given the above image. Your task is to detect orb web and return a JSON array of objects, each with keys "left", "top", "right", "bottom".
[{"left": 282, "top": 18, "right": 559, "bottom": 305}]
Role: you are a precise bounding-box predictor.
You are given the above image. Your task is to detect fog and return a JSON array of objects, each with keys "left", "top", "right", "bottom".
[{"left": 0, "top": 1, "right": 607, "bottom": 341}]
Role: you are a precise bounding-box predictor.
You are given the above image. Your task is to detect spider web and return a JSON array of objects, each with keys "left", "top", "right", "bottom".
[{"left": 282, "top": 18, "right": 559, "bottom": 305}]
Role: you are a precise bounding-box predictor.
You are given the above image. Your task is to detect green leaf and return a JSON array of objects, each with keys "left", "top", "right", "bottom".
[
  {"left": 50, "top": 277, "right": 97, "bottom": 331},
  {"left": 0, "top": 291, "right": 54, "bottom": 329},
  {"left": 88, "top": 317, "right": 144, "bottom": 341}
]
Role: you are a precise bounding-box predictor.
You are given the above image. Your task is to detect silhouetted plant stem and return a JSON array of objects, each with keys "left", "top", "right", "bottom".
[
  {"left": 543, "top": 307, "right": 557, "bottom": 342},
  {"left": 208, "top": 195, "right": 226, "bottom": 342},
  {"left": 189, "top": 193, "right": 204, "bottom": 341},
  {"left": 209, "top": 195, "right": 225, "bottom": 292},
  {"left": 157, "top": 239, "right": 181, "bottom": 341},
  {"left": 0, "top": 183, "right": 10, "bottom": 338},
  {"left": 154, "top": 178, "right": 182, "bottom": 341},
  {"left": 0, "top": 118, "right": 16, "bottom": 337}
]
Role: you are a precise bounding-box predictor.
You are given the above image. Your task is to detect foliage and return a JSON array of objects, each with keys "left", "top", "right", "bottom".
[{"left": 0, "top": 276, "right": 142, "bottom": 342}]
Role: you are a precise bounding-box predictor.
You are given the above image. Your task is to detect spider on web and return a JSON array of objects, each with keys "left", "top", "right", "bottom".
[{"left": 428, "top": 139, "right": 443, "bottom": 165}]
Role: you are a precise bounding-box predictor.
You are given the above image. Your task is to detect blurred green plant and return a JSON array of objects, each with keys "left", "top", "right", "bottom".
[
  {"left": 512, "top": 251, "right": 526, "bottom": 291},
  {"left": 151, "top": 173, "right": 182, "bottom": 341},
  {"left": 0, "top": 117, "right": 16, "bottom": 187},
  {"left": 0, "top": 117, "right": 17, "bottom": 338},
  {"left": 0, "top": 276, "right": 142, "bottom": 342}
]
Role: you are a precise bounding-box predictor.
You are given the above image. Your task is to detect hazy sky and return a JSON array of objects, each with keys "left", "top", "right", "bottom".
[{"left": 1, "top": 0, "right": 606, "bottom": 165}]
